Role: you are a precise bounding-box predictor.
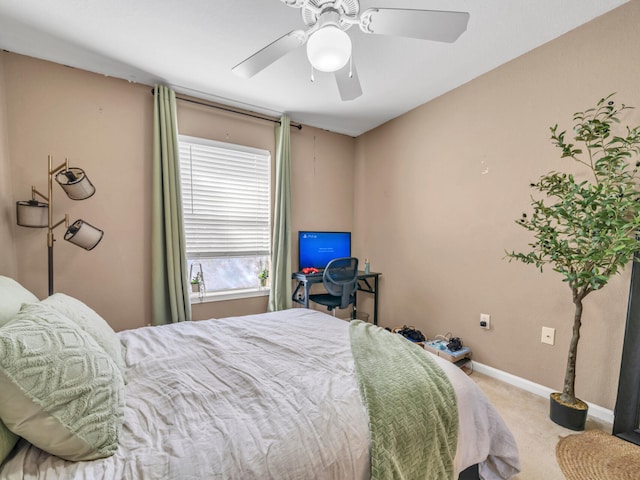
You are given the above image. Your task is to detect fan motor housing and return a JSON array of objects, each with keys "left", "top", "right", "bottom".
[{"left": 301, "top": 0, "right": 359, "bottom": 29}]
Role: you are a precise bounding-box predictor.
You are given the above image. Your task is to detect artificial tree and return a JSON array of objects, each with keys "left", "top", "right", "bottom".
[{"left": 507, "top": 94, "right": 640, "bottom": 428}]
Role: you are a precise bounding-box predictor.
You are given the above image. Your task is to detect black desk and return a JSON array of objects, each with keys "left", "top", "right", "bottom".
[{"left": 291, "top": 271, "right": 381, "bottom": 325}]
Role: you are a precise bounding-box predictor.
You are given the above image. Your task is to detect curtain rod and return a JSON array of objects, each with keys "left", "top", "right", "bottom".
[{"left": 151, "top": 88, "right": 302, "bottom": 130}]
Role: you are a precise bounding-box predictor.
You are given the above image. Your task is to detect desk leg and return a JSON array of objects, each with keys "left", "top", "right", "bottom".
[
  {"left": 373, "top": 275, "right": 379, "bottom": 325},
  {"left": 353, "top": 292, "right": 357, "bottom": 320},
  {"left": 303, "top": 282, "right": 310, "bottom": 308},
  {"left": 292, "top": 280, "right": 311, "bottom": 308}
]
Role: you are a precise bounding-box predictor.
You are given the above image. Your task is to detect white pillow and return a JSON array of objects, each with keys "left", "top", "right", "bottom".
[
  {"left": 41, "top": 293, "right": 126, "bottom": 377},
  {"left": 0, "top": 303, "right": 125, "bottom": 461},
  {"left": 0, "top": 276, "right": 38, "bottom": 327}
]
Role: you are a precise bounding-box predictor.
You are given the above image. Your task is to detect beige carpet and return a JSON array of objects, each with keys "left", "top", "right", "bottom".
[
  {"left": 556, "top": 429, "right": 640, "bottom": 480},
  {"left": 470, "top": 371, "right": 613, "bottom": 480}
]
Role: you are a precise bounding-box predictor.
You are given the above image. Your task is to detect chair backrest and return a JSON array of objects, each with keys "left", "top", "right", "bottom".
[{"left": 322, "top": 257, "right": 359, "bottom": 309}]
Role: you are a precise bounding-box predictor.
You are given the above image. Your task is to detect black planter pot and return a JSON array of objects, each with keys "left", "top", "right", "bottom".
[{"left": 550, "top": 392, "right": 588, "bottom": 431}]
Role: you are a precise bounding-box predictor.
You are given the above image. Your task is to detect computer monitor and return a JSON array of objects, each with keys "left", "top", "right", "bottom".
[{"left": 298, "top": 231, "right": 351, "bottom": 270}]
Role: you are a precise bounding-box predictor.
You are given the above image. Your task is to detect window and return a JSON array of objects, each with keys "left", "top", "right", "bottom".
[{"left": 179, "top": 135, "right": 271, "bottom": 300}]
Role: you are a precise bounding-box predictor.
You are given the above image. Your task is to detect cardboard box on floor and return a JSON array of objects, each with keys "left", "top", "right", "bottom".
[{"left": 423, "top": 340, "right": 472, "bottom": 363}]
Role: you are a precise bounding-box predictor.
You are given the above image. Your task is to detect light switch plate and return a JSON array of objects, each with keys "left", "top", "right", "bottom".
[{"left": 541, "top": 326, "right": 555, "bottom": 345}]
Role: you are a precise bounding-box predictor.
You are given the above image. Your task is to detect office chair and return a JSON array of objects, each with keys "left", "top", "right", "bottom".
[{"left": 309, "top": 257, "right": 359, "bottom": 318}]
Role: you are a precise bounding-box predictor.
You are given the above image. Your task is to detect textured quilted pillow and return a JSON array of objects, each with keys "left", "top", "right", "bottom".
[
  {"left": 0, "top": 276, "right": 38, "bottom": 327},
  {"left": 0, "top": 277, "right": 35, "bottom": 464},
  {"left": 0, "top": 418, "right": 19, "bottom": 466},
  {"left": 41, "top": 293, "right": 126, "bottom": 376},
  {"left": 0, "top": 303, "right": 125, "bottom": 461}
]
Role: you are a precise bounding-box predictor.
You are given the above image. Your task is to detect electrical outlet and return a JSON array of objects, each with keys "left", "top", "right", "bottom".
[
  {"left": 541, "top": 326, "right": 555, "bottom": 345},
  {"left": 480, "top": 313, "right": 491, "bottom": 330}
]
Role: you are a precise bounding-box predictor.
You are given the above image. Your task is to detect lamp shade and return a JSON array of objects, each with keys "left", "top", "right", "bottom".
[
  {"left": 55, "top": 167, "right": 96, "bottom": 200},
  {"left": 16, "top": 200, "right": 48, "bottom": 227},
  {"left": 306, "top": 26, "right": 352, "bottom": 73},
  {"left": 64, "top": 219, "right": 103, "bottom": 250}
]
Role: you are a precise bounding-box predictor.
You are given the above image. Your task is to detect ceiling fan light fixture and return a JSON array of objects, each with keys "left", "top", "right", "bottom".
[{"left": 306, "top": 26, "right": 352, "bottom": 73}]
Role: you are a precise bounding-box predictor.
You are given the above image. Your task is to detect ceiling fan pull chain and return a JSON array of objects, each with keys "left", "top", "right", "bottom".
[
  {"left": 310, "top": 65, "right": 315, "bottom": 82},
  {"left": 349, "top": 55, "right": 353, "bottom": 78}
]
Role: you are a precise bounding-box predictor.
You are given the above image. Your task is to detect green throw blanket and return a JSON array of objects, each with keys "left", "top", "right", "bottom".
[{"left": 349, "top": 320, "right": 458, "bottom": 480}]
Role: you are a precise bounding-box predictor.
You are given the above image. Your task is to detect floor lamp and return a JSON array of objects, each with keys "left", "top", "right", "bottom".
[{"left": 16, "top": 155, "right": 104, "bottom": 296}]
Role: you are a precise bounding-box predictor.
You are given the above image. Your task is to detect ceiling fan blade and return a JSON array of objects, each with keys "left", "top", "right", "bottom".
[
  {"left": 360, "top": 9, "right": 470, "bottom": 43},
  {"left": 334, "top": 61, "right": 362, "bottom": 101},
  {"left": 232, "top": 30, "right": 307, "bottom": 78}
]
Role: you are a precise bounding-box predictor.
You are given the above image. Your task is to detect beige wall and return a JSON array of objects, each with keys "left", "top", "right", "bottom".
[
  {"left": 3, "top": 52, "right": 154, "bottom": 331},
  {"left": 0, "top": 52, "right": 356, "bottom": 327},
  {"left": 354, "top": 1, "right": 640, "bottom": 409},
  {"left": 0, "top": 52, "right": 17, "bottom": 276}
]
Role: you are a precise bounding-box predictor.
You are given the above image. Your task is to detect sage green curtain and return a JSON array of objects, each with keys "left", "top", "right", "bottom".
[
  {"left": 268, "top": 115, "right": 292, "bottom": 311},
  {"left": 151, "top": 85, "right": 191, "bottom": 324}
]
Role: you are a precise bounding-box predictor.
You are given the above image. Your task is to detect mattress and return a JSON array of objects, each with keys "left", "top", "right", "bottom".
[{"left": 0, "top": 308, "right": 520, "bottom": 479}]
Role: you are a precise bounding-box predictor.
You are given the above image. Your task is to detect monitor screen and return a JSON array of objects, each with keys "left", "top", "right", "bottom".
[{"left": 298, "top": 231, "right": 351, "bottom": 270}]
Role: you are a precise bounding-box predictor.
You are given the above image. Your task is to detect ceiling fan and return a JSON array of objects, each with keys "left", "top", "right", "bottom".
[{"left": 232, "top": 0, "right": 470, "bottom": 101}]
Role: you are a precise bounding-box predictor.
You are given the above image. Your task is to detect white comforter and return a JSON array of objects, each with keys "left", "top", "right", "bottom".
[{"left": 0, "top": 308, "right": 519, "bottom": 479}]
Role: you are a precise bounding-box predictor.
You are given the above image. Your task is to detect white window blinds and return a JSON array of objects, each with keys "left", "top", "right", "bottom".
[{"left": 179, "top": 135, "right": 271, "bottom": 258}]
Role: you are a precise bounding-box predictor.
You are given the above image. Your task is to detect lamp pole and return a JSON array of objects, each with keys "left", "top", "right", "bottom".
[
  {"left": 32, "top": 156, "right": 72, "bottom": 295},
  {"left": 45, "top": 155, "right": 72, "bottom": 295}
]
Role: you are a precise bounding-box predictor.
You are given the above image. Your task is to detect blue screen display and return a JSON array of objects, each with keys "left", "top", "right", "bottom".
[{"left": 298, "top": 231, "right": 351, "bottom": 270}]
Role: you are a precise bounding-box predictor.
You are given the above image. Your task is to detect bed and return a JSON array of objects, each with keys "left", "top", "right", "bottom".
[{"left": 0, "top": 276, "right": 520, "bottom": 479}]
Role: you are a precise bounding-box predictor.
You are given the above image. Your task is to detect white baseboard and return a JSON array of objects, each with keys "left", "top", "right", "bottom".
[{"left": 472, "top": 361, "right": 614, "bottom": 425}]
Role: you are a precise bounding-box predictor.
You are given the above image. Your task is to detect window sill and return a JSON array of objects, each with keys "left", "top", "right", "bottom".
[{"left": 190, "top": 287, "right": 270, "bottom": 304}]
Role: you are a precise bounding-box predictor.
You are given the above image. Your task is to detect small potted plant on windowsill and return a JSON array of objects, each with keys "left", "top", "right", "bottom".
[
  {"left": 258, "top": 269, "right": 269, "bottom": 288},
  {"left": 191, "top": 272, "right": 202, "bottom": 293},
  {"left": 506, "top": 94, "right": 640, "bottom": 430}
]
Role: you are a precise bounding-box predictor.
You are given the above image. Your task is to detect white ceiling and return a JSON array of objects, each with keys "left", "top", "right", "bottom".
[{"left": 0, "top": 0, "right": 629, "bottom": 137}]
